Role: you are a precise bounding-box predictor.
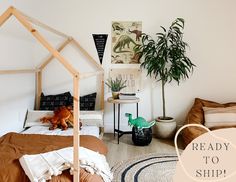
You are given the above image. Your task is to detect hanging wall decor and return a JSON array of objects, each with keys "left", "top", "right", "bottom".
[
  {"left": 109, "top": 68, "right": 141, "bottom": 93},
  {"left": 111, "top": 21, "right": 142, "bottom": 64},
  {"left": 93, "top": 34, "right": 108, "bottom": 64}
]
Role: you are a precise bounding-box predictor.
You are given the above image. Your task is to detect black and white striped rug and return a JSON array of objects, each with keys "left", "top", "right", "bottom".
[{"left": 111, "top": 153, "right": 178, "bottom": 182}]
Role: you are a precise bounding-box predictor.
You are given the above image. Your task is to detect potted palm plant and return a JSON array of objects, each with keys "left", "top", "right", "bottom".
[
  {"left": 135, "top": 18, "right": 195, "bottom": 138},
  {"left": 105, "top": 77, "right": 127, "bottom": 99}
]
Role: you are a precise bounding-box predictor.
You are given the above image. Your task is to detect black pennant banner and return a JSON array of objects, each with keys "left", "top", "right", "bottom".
[{"left": 93, "top": 34, "right": 108, "bottom": 65}]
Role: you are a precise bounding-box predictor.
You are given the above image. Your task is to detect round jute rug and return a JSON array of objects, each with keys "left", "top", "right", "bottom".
[{"left": 111, "top": 153, "right": 178, "bottom": 182}]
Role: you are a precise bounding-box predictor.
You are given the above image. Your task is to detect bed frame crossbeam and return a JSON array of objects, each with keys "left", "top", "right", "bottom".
[
  {"left": 37, "top": 38, "right": 72, "bottom": 70},
  {"left": 71, "top": 39, "right": 104, "bottom": 72},
  {"left": 0, "top": 69, "right": 36, "bottom": 74},
  {"left": 0, "top": 6, "right": 13, "bottom": 26},
  {"left": 17, "top": 9, "right": 70, "bottom": 39},
  {"left": 80, "top": 71, "right": 103, "bottom": 79}
]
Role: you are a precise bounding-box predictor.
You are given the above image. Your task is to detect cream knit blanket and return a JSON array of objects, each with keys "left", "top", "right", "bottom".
[{"left": 19, "top": 147, "right": 113, "bottom": 182}]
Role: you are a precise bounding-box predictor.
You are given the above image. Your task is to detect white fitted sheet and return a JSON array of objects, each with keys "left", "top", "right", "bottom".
[{"left": 22, "top": 125, "right": 99, "bottom": 138}]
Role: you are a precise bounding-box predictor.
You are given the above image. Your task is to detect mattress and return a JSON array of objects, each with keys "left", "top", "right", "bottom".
[{"left": 22, "top": 125, "right": 100, "bottom": 138}]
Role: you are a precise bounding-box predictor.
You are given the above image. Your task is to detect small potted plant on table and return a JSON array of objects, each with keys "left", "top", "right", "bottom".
[
  {"left": 105, "top": 77, "right": 127, "bottom": 99},
  {"left": 135, "top": 18, "right": 195, "bottom": 138}
]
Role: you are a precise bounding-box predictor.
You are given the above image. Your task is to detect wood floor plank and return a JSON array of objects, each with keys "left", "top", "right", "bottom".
[{"left": 103, "top": 134, "right": 184, "bottom": 167}]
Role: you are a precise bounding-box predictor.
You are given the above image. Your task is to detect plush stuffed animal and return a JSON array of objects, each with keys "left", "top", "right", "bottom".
[{"left": 40, "top": 106, "right": 74, "bottom": 130}]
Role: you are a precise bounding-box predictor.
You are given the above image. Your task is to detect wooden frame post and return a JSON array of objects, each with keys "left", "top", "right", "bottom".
[
  {"left": 100, "top": 73, "right": 104, "bottom": 110},
  {"left": 100, "top": 73, "right": 105, "bottom": 137},
  {"left": 73, "top": 75, "right": 80, "bottom": 182},
  {"left": 35, "top": 71, "right": 42, "bottom": 110}
]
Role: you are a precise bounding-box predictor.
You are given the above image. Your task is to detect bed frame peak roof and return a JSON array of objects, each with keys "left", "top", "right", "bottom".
[
  {"left": 0, "top": 7, "right": 105, "bottom": 182},
  {"left": 0, "top": 6, "right": 104, "bottom": 75}
]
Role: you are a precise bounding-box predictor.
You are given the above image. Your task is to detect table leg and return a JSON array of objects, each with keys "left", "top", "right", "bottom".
[
  {"left": 113, "top": 104, "right": 115, "bottom": 138},
  {"left": 118, "top": 103, "right": 120, "bottom": 144},
  {"left": 137, "top": 103, "right": 139, "bottom": 117}
]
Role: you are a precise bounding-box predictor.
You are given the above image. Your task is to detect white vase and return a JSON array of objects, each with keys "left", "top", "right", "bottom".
[{"left": 155, "top": 117, "right": 176, "bottom": 139}]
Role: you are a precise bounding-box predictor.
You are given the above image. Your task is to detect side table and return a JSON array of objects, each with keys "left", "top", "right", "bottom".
[{"left": 107, "top": 97, "right": 140, "bottom": 144}]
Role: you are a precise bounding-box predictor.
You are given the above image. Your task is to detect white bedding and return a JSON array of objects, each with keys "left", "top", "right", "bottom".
[
  {"left": 22, "top": 125, "right": 99, "bottom": 138},
  {"left": 24, "top": 110, "right": 104, "bottom": 128}
]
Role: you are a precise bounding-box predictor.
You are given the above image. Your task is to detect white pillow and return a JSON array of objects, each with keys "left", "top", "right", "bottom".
[
  {"left": 24, "top": 110, "right": 54, "bottom": 128},
  {"left": 80, "top": 111, "right": 104, "bottom": 127},
  {"left": 80, "top": 111, "right": 103, "bottom": 120},
  {"left": 203, "top": 106, "right": 236, "bottom": 128}
]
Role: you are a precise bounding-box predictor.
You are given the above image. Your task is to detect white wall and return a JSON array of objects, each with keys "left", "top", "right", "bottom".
[
  {"left": 0, "top": 0, "right": 236, "bottom": 135},
  {"left": 0, "top": 1, "right": 36, "bottom": 136}
]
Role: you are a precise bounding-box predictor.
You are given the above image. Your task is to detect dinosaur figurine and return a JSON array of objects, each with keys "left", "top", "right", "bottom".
[{"left": 125, "top": 113, "right": 156, "bottom": 129}]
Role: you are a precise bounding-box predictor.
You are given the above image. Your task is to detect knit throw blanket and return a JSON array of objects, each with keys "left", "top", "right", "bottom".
[{"left": 19, "top": 147, "right": 113, "bottom": 182}]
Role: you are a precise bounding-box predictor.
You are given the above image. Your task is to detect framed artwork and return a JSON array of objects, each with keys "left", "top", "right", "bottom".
[
  {"left": 109, "top": 68, "right": 141, "bottom": 93},
  {"left": 111, "top": 21, "right": 142, "bottom": 64}
]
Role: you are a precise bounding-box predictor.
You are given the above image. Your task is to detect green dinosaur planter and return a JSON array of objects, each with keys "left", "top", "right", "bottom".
[
  {"left": 125, "top": 113, "right": 155, "bottom": 129},
  {"left": 132, "top": 127, "right": 152, "bottom": 146},
  {"left": 125, "top": 113, "right": 155, "bottom": 146}
]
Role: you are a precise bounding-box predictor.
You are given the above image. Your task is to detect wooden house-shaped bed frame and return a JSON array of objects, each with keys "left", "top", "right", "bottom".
[{"left": 0, "top": 6, "right": 104, "bottom": 181}]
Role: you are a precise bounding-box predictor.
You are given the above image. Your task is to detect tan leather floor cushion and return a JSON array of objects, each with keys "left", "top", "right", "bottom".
[{"left": 182, "top": 98, "right": 236, "bottom": 147}]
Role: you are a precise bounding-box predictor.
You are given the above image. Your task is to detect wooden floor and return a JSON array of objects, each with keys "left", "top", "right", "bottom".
[{"left": 103, "top": 133, "right": 184, "bottom": 167}]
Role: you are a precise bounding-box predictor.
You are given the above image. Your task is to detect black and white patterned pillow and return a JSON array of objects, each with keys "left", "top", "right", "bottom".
[
  {"left": 80, "top": 93, "right": 97, "bottom": 110},
  {"left": 40, "top": 92, "right": 72, "bottom": 110},
  {"left": 40, "top": 92, "right": 97, "bottom": 111},
  {"left": 68, "top": 93, "right": 97, "bottom": 110}
]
